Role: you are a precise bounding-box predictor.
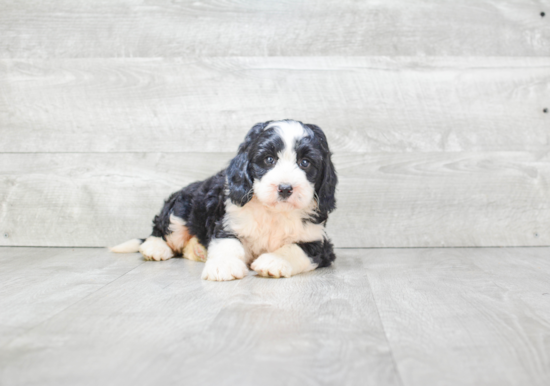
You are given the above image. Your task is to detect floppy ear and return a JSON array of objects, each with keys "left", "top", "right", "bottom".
[
  {"left": 226, "top": 121, "right": 270, "bottom": 206},
  {"left": 317, "top": 152, "right": 337, "bottom": 215},
  {"left": 304, "top": 124, "right": 338, "bottom": 217},
  {"left": 226, "top": 152, "right": 253, "bottom": 206}
]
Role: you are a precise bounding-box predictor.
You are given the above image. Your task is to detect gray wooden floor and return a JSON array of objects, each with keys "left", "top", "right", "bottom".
[{"left": 1, "top": 247, "right": 549, "bottom": 386}]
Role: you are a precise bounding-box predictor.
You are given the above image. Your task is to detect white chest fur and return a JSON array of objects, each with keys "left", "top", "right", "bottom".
[{"left": 224, "top": 198, "right": 325, "bottom": 259}]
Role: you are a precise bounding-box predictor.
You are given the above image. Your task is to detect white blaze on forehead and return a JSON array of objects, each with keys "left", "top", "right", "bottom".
[
  {"left": 254, "top": 120, "right": 314, "bottom": 210},
  {"left": 265, "top": 120, "right": 306, "bottom": 160}
]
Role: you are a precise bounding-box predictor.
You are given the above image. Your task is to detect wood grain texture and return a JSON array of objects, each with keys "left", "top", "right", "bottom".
[
  {"left": 2, "top": 247, "right": 550, "bottom": 385},
  {"left": 363, "top": 247, "right": 550, "bottom": 386},
  {"left": 0, "top": 0, "right": 548, "bottom": 58},
  {"left": 0, "top": 247, "right": 143, "bottom": 346},
  {"left": 0, "top": 151, "right": 548, "bottom": 248},
  {"left": 0, "top": 247, "right": 401, "bottom": 386},
  {"left": 1, "top": 57, "right": 549, "bottom": 153}
]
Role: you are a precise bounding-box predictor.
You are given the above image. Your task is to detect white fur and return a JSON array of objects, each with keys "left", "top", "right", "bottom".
[
  {"left": 165, "top": 214, "right": 189, "bottom": 254},
  {"left": 110, "top": 238, "right": 142, "bottom": 253},
  {"left": 139, "top": 236, "right": 174, "bottom": 261},
  {"left": 265, "top": 120, "right": 306, "bottom": 148},
  {"left": 255, "top": 121, "right": 314, "bottom": 211},
  {"left": 225, "top": 197, "right": 325, "bottom": 259},
  {"left": 253, "top": 158, "right": 314, "bottom": 211},
  {"left": 251, "top": 244, "right": 318, "bottom": 278},
  {"left": 206, "top": 120, "right": 325, "bottom": 281},
  {"left": 201, "top": 238, "right": 249, "bottom": 281}
]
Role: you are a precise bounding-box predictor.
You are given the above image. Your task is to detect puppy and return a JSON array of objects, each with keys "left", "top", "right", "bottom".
[{"left": 111, "top": 119, "right": 338, "bottom": 281}]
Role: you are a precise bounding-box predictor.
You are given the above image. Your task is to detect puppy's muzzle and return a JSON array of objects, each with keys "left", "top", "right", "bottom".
[{"left": 277, "top": 184, "right": 293, "bottom": 199}]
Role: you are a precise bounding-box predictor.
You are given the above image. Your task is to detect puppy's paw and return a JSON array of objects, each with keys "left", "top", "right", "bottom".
[
  {"left": 183, "top": 236, "right": 207, "bottom": 262},
  {"left": 251, "top": 253, "right": 292, "bottom": 278},
  {"left": 139, "top": 236, "right": 174, "bottom": 261},
  {"left": 201, "top": 258, "right": 248, "bottom": 281}
]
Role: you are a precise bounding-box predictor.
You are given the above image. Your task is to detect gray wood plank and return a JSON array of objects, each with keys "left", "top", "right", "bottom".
[
  {"left": 0, "top": 247, "right": 143, "bottom": 346},
  {"left": 0, "top": 151, "right": 548, "bottom": 248},
  {"left": 0, "top": 248, "right": 401, "bottom": 386},
  {"left": 462, "top": 248, "right": 550, "bottom": 325},
  {"left": 363, "top": 247, "right": 550, "bottom": 386},
  {"left": 1, "top": 57, "right": 549, "bottom": 153},
  {"left": 0, "top": 0, "right": 548, "bottom": 58},
  {"left": 2, "top": 247, "right": 550, "bottom": 385}
]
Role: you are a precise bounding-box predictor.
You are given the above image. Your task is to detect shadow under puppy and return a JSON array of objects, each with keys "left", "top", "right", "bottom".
[{"left": 111, "top": 119, "right": 338, "bottom": 281}]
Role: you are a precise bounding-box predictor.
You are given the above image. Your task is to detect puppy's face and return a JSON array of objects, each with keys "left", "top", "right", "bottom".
[
  {"left": 227, "top": 120, "right": 337, "bottom": 216},
  {"left": 249, "top": 121, "right": 317, "bottom": 211}
]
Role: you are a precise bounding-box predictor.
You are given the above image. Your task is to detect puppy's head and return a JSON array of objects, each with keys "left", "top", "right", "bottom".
[{"left": 226, "top": 120, "right": 337, "bottom": 217}]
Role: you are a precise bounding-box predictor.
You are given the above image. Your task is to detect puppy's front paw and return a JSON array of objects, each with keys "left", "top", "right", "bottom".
[
  {"left": 201, "top": 258, "right": 248, "bottom": 281},
  {"left": 251, "top": 253, "right": 292, "bottom": 278},
  {"left": 139, "top": 236, "right": 174, "bottom": 261}
]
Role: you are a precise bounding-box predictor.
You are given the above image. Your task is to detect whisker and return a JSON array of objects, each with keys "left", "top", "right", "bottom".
[
  {"left": 313, "top": 191, "right": 320, "bottom": 203},
  {"left": 241, "top": 188, "right": 254, "bottom": 205}
]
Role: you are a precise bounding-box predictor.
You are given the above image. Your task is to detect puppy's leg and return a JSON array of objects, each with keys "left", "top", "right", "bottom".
[
  {"left": 183, "top": 236, "right": 207, "bottom": 262},
  {"left": 251, "top": 244, "right": 316, "bottom": 278},
  {"left": 139, "top": 236, "right": 174, "bottom": 261},
  {"left": 252, "top": 240, "right": 335, "bottom": 278},
  {"left": 165, "top": 215, "right": 192, "bottom": 256},
  {"left": 201, "top": 238, "right": 248, "bottom": 281}
]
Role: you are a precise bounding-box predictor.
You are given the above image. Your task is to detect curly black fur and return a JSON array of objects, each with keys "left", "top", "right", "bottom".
[{"left": 145, "top": 119, "right": 338, "bottom": 268}]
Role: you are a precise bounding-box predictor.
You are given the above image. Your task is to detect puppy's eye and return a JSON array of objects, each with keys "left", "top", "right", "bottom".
[
  {"left": 265, "top": 156, "right": 275, "bottom": 165},
  {"left": 299, "top": 159, "right": 311, "bottom": 169}
]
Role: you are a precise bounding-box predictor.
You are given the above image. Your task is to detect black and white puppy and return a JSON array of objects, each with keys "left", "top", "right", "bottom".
[{"left": 111, "top": 119, "right": 338, "bottom": 281}]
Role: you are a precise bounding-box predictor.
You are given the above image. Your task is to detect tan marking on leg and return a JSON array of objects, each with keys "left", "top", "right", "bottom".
[
  {"left": 183, "top": 236, "right": 208, "bottom": 262},
  {"left": 165, "top": 215, "right": 192, "bottom": 255}
]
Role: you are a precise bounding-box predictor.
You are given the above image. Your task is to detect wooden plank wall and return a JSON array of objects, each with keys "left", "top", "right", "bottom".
[{"left": 0, "top": 0, "right": 549, "bottom": 247}]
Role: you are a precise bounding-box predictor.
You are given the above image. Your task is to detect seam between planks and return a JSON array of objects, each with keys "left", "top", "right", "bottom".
[{"left": 364, "top": 269, "right": 406, "bottom": 386}]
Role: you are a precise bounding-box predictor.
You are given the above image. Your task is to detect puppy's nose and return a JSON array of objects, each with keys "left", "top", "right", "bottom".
[{"left": 278, "top": 184, "right": 293, "bottom": 199}]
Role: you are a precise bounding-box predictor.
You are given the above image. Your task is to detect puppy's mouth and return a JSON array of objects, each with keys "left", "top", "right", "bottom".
[
  {"left": 276, "top": 197, "right": 297, "bottom": 207},
  {"left": 272, "top": 187, "right": 306, "bottom": 210},
  {"left": 270, "top": 200, "right": 299, "bottom": 212},
  {"left": 253, "top": 181, "right": 312, "bottom": 211}
]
